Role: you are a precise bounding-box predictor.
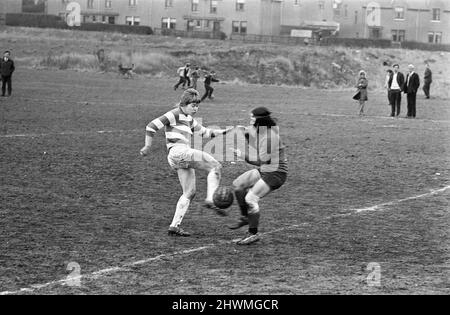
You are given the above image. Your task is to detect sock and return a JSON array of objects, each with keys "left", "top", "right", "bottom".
[
  {"left": 248, "top": 212, "right": 260, "bottom": 234},
  {"left": 205, "top": 168, "right": 220, "bottom": 203},
  {"left": 234, "top": 189, "right": 249, "bottom": 216},
  {"left": 170, "top": 195, "right": 190, "bottom": 228}
]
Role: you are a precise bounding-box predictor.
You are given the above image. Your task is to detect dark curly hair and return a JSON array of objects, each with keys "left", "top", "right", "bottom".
[{"left": 251, "top": 107, "right": 277, "bottom": 128}]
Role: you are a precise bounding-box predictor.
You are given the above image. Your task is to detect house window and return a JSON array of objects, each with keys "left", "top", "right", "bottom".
[
  {"left": 192, "top": 0, "right": 199, "bottom": 12},
  {"left": 236, "top": 0, "right": 245, "bottom": 12},
  {"left": 344, "top": 5, "right": 348, "bottom": 18},
  {"left": 129, "top": 0, "right": 137, "bottom": 6},
  {"left": 432, "top": 8, "right": 440, "bottom": 21},
  {"left": 240, "top": 21, "right": 247, "bottom": 34},
  {"left": 210, "top": 0, "right": 218, "bottom": 14},
  {"left": 105, "top": 0, "right": 112, "bottom": 8},
  {"left": 232, "top": 21, "right": 247, "bottom": 34},
  {"left": 108, "top": 16, "right": 115, "bottom": 24},
  {"left": 394, "top": 7, "right": 404, "bottom": 20},
  {"left": 354, "top": 11, "right": 358, "bottom": 24},
  {"left": 435, "top": 32, "right": 442, "bottom": 43},
  {"left": 294, "top": 0, "right": 299, "bottom": 5},
  {"left": 165, "top": 0, "right": 173, "bottom": 8},
  {"left": 428, "top": 31, "right": 442, "bottom": 43},
  {"left": 232, "top": 21, "right": 240, "bottom": 33},
  {"left": 92, "top": 15, "right": 97, "bottom": 22},
  {"left": 126, "top": 16, "right": 140, "bottom": 25},
  {"left": 162, "top": 17, "right": 176, "bottom": 29},
  {"left": 87, "top": 0, "right": 94, "bottom": 9},
  {"left": 391, "top": 29, "right": 405, "bottom": 42}
]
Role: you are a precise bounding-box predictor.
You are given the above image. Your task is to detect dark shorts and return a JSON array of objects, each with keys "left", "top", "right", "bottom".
[{"left": 260, "top": 170, "right": 287, "bottom": 191}]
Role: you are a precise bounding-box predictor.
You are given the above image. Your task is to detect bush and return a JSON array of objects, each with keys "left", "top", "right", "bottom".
[{"left": 401, "top": 41, "right": 450, "bottom": 52}]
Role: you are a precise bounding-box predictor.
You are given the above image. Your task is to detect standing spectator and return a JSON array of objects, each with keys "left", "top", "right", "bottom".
[
  {"left": 190, "top": 66, "right": 201, "bottom": 90},
  {"left": 0, "top": 51, "right": 15, "bottom": 97},
  {"left": 384, "top": 69, "right": 393, "bottom": 107},
  {"left": 404, "top": 64, "right": 420, "bottom": 118},
  {"left": 200, "top": 70, "right": 219, "bottom": 102},
  {"left": 387, "top": 64, "right": 405, "bottom": 117},
  {"left": 174, "top": 63, "right": 190, "bottom": 91},
  {"left": 352, "top": 70, "right": 368, "bottom": 116},
  {"left": 423, "top": 62, "right": 432, "bottom": 99}
]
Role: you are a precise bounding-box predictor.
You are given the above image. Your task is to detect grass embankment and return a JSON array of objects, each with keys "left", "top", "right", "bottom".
[{"left": 1, "top": 26, "right": 449, "bottom": 97}]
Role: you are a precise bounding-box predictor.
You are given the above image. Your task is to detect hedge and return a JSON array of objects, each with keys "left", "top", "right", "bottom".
[
  {"left": 321, "top": 37, "right": 392, "bottom": 48},
  {"left": 401, "top": 41, "right": 450, "bottom": 52},
  {"left": 5, "top": 13, "right": 66, "bottom": 28},
  {"left": 5, "top": 13, "right": 153, "bottom": 35},
  {"left": 77, "top": 23, "right": 153, "bottom": 35}
]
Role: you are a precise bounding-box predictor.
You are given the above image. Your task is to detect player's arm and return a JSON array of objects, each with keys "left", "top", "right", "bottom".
[
  {"left": 192, "top": 119, "right": 234, "bottom": 138},
  {"left": 140, "top": 113, "right": 170, "bottom": 156}
]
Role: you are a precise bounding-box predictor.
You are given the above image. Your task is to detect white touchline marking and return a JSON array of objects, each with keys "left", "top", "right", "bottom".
[
  {"left": 1, "top": 184, "right": 449, "bottom": 295},
  {"left": 353, "top": 185, "right": 450, "bottom": 213}
]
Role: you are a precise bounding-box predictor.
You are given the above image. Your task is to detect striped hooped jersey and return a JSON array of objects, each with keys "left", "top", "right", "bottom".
[{"left": 146, "top": 108, "right": 213, "bottom": 150}]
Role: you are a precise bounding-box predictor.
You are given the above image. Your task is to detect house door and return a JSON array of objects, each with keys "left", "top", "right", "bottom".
[
  {"left": 213, "top": 21, "right": 220, "bottom": 32},
  {"left": 369, "top": 28, "right": 381, "bottom": 39}
]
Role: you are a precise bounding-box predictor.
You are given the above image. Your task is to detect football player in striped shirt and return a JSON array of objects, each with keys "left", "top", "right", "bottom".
[
  {"left": 140, "top": 89, "right": 233, "bottom": 237},
  {"left": 230, "top": 107, "right": 288, "bottom": 245}
]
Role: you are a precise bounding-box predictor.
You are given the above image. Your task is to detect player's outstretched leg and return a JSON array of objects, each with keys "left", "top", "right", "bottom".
[
  {"left": 190, "top": 150, "right": 227, "bottom": 216},
  {"left": 168, "top": 168, "right": 196, "bottom": 237}
]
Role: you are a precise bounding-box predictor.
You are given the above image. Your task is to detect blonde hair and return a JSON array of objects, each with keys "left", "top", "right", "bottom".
[
  {"left": 359, "top": 70, "right": 366, "bottom": 76},
  {"left": 177, "top": 88, "right": 200, "bottom": 107}
]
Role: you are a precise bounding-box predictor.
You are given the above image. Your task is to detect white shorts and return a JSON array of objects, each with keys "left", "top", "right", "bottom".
[{"left": 167, "top": 145, "right": 195, "bottom": 170}]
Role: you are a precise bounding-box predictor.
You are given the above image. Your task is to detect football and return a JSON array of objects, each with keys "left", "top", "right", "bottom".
[{"left": 213, "top": 186, "right": 234, "bottom": 209}]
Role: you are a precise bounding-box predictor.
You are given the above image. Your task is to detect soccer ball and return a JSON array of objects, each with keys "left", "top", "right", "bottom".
[{"left": 213, "top": 186, "right": 234, "bottom": 209}]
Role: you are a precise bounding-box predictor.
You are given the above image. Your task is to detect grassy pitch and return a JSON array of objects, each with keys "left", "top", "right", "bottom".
[{"left": 0, "top": 68, "right": 449, "bottom": 294}]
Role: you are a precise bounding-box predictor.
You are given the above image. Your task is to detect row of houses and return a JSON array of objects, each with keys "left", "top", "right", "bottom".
[{"left": 1, "top": 1, "right": 449, "bottom": 44}]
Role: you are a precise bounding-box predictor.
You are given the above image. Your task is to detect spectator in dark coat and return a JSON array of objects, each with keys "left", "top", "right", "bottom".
[
  {"left": 387, "top": 64, "right": 405, "bottom": 117},
  {"left": 0, "top": 51, "right": 15, "bottom": 97},
  {"left": 352, "top": 70, "right": 368, "bottom": 116},
  {"left": 423, "top": 62, "right": 432, "bottom": 99},
  {"left": 404, "top": 64, "right": 420, "bottom": 118}
]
